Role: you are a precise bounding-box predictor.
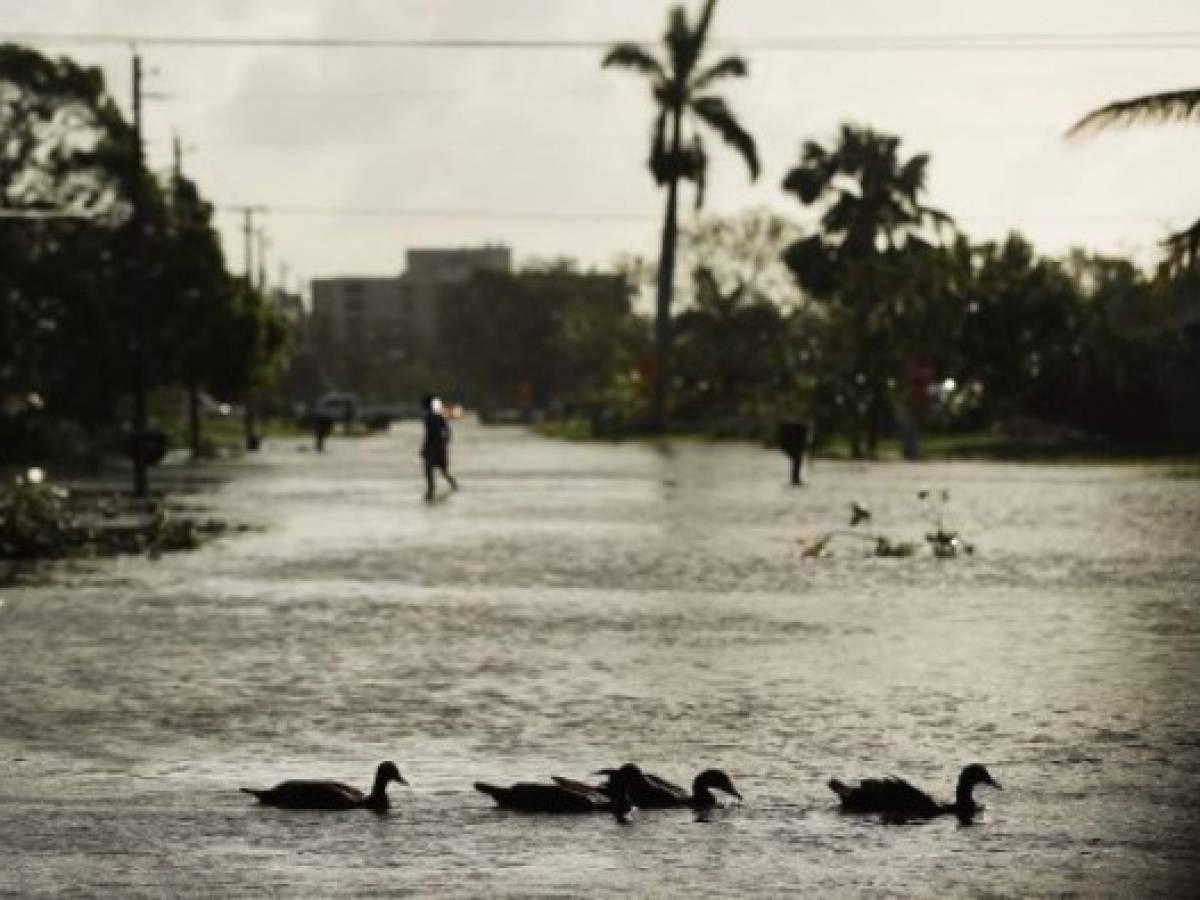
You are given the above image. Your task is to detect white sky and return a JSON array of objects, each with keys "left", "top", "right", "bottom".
[{"left": 4, "top": 0, "right": 1199, "bottom": 290}]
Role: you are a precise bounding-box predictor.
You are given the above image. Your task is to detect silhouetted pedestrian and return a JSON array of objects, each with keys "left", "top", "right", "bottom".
[
  {"left": 314, "top": 413, "right": 334, "bottom": 452},
  {"left": 777, "top": 420, "right": 812, "bottom": 485},
  {"left": 420, "top": 393, "right": 458, "bottom": 500}
]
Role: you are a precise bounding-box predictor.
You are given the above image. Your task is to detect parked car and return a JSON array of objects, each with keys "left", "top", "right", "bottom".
[{"left": 314, "top": 392, "right": 359, "bottom": 426}]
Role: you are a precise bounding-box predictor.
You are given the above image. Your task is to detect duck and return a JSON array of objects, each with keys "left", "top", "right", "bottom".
[
  {"left": 475, "top": 763, "right": 646, "bottom": 815},
  {"left": 849, "top": 501, "right": 872, "bottom": 526},
  {"left": 828, "top": 763, "right": 1001, "bottom": 820},
  {"left": 241, "top": 760, "right": 407, "bottom": 811},
  {"left": 578, "top": 765, "right": 743, "bottom": 810}
]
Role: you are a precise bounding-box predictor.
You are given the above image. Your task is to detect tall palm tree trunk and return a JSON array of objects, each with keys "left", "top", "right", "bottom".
[
  {"left": 652, "top": 107, "right": 684, "bottom": 432},
  {"left": 654, "top": 176, "right": 679, "bottom": 432}
]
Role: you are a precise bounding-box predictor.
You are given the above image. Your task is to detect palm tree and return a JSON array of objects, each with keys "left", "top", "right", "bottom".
[
  {"left": 782, "top": 124, "right": 949, "bottom": 269},
  {"left": 1069, "top": 88, "right": 1200, "bottom": 265},
  {"left": 602, "top": 0, "right": 759, "bottom": 431},
  {"left": 1068, "top": 88, "right": 1200, "bottom": 135},
  {"left": 781, "top": 124, "right": 950, "bottom": 457}
]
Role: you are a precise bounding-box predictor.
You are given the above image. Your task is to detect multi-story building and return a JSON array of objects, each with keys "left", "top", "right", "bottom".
[
  {"left": 308, "top": 246, "right": 514, "bottom": 400},
  {"left": 311, "top": 245, "right": 512, "bottom": 357}
]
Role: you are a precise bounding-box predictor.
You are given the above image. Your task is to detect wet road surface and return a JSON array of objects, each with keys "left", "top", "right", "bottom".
[{"left": 2, "top": 421, "right": 1198, "bottom": 896}]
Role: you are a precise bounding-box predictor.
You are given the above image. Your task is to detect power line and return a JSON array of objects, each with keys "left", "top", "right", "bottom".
[
  {"left": 216, "top": 204, "right": 1188, "bottom": 225},
  {"left": 4, "top": 30, "right": 1200, "bottom": 52},
  {"left": 223, "top": 205, "right": 656, "bottom": 222}
]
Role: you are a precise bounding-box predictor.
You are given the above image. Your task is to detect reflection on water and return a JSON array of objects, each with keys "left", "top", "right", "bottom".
[{"left": 1, "top": 422, "right": 1197, "bottom": 896}]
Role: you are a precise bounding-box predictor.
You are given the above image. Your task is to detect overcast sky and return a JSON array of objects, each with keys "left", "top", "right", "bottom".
[{"left": 4, "top": 0, "right": 1199, "bottom": 290}]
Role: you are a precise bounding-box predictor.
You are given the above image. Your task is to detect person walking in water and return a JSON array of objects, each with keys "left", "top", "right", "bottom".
[{"left": 420, "top": 393, "right": 458, "bottom": 501}]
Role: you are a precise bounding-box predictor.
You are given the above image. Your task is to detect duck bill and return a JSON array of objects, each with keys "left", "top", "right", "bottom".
[
  {"left": 987, "top": 777, "right": 1002, "bottom": 790},
  {"left": 398, "top": 775, "right": 410, "bottom": 786}
]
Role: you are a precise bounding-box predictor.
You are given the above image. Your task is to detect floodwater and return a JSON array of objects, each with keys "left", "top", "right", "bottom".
[{"left": 1, "top": 421, "right": 1197, "bottom": 897}]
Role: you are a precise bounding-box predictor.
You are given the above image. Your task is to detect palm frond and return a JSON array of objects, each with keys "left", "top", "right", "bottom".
[
  {"left": 691, "top": 0, "right": 719, "bottom": 59},
  {"left": 921, "top": 205, "right": 955, "bottom": 229},
  {"left": 1068, "top": 87, "right": 1200, "bottom": 136},
  {"left": 665, "top": 7, "right": 695, "bottom": 79},
  {"left": 1162, "top": 214, "right": 1200, "bottom": 272},
  {"left": 601, "top": 42, "right": 666, "bottom": 81},
  {"left": 690, "top": 95, "right": 759, "bottom": 180},
  {"left": 896, "top": 153, "right": 930, "bottom": 198},
  {"left": 690, "top": 54, "right": 748, "bottom": 91},
  {"left": 783, "top": 140, "right": 838, "bottom": 204},
  {"left": 799, "top": 139, "right": 831, "bottom": 169},
  {"left": 781, "top": 165, "right": 828, "bottom": 206}
]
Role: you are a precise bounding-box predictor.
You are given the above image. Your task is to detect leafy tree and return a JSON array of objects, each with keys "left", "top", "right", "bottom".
[
  {"left": 680, "top": 208, "right": 802, "bottom": 310},
  {"left": 956, "top": 234, "right": 1080, "bottom": 426},
  {"left": 0, "top": 43, "right": 145, "bottom": 443},
  {"left": 781, "top": 124, "right": 951, "bottom": 456},
  {"left": 155, "top": 172, "right": 238, "bottom": 455},
  {"left": 670, "top": 210, "right": 807, "bottom": 436},
  {"left": 602, "top": 0, "right": 758, "bottom": 431},
  {"left": 437, "top": 267, "right": 634, "bottom": 415},
  {"left": 672, "top": 266, "right": 789, "bottom": 435},
  {"left": 206, "top": 281, "right": 289, "bottom": 443},
  {"left": 1, "top": 43, "right": 287, "bottom": 463}
]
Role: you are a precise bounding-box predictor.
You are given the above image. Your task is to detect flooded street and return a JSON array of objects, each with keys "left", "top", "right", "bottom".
[{"left": 1, "top": 421, "right": 1197, "bottom": 897}]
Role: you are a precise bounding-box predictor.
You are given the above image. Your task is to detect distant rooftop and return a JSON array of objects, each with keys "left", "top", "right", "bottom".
[{"left": 405, "top": 245, "right": 512, "bottom": 282}]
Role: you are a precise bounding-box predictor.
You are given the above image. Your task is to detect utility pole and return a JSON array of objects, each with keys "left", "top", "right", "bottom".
[
  {"left": 172, "top": 131, "right": 185, "bottom": 184},
  {"left": 256, "top": 227, "right": 271, "bottom": 293},
  {"left": 229, "top": 205, "right": 266, "bottom": 284},
  {"left": 172, "top": 130, "right": 203, "bottom": 460},
  {"left": 226, "top": 204, "right": 265, "bottom": 451},
  {"left": 130, "top": 49, "right": 150, "bottom": 499}
]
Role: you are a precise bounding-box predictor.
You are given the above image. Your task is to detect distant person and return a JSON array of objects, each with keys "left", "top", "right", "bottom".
[
  {"left": 314, "top": 413, "right": 334, "bottom": 452},
  {"left": 777, "top": 420, "right": 812, "bottom": 485},
  {"left": 420, "top": 393, "right": 458, "bottom": 500}
]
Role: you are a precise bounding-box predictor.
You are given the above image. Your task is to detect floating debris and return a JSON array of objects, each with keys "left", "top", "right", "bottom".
[
  {"left": 926, "top": 528, "right": 974, "bottom": 558},
  {"left": 875, "top": 536, "right": 917, "bottom": 557},
  {"left": 800, "top": 488, "right": 974, "bottom": 560},
  {"left": 849, "top": 501, "right": 872, "bottom": 526},
  {"left": 800, "top": 533, "right": 834, "bottom": 558}
]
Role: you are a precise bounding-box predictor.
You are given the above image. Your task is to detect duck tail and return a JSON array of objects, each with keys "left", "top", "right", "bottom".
[
  {"left": 827, "top": 779, "right": 851, "bottom": 800},
  {"left": 473, "top": 782, "right": 505, "bottom": 803},
  {"left": 240, "top": 788, "right": 265, "bottom": 800}
]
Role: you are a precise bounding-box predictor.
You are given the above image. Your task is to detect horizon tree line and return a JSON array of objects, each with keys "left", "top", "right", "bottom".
[
  {"left": 597, "top": 0, "right": 1198, "bottom": 452},
  {"left": 3, "top": 11, "right": 1199, "bottom": 466},
  {"left": 0, "top": 43, "right": 288, "bottom": 467}
]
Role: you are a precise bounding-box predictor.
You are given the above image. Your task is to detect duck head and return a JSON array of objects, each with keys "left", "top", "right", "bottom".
[
  {"left": 694, "top": 768, "right": 742, "bottom": 801},
  {"left": 952, "top": 764, "right": 999, "bottom": 820},
  {"left": 959, "top": 763, "right": 1000, "bottom": 793},
  {"left": 377, "top": 760, "right": 409, "bottom": 787}
]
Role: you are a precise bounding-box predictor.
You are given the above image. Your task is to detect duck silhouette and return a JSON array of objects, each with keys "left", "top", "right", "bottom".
[
  {"left": 241, "top": 760, "right": 407, "bottom": 811},
  {"left": 581, "top": 766, "right": 742, "bottom": 810},
  {"left": 475, "top": 763, "right": 647, "bottom": 814},
  {"left": 828, "top": 763, "right": 1000, "bottom": 820}
]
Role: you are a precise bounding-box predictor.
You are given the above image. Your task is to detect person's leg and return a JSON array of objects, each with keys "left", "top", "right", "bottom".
[
  {"left": 440, "top": 464, "right": 458, "bottom": 491},
  {"left": 423, "top": 460, "right": 436, "bottom": 500}
]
